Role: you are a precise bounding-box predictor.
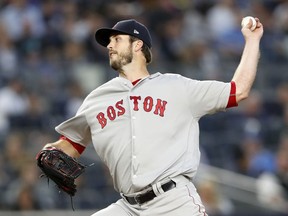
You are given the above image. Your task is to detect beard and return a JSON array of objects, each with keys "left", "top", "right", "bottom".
[{"left": 110, "top": 45, "right": 133, "bottom": 72}]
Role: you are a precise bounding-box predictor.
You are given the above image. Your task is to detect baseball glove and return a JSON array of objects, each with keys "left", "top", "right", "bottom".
[{"left": 36, "top": 147, "right": 85, "bottom": 196}]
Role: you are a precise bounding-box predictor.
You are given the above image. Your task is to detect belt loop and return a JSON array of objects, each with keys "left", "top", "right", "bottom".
[
  {"left": 152, "top": 183, "right": 161, "bottom": 196},
  {"left": 152, "top": 182, "right": 165, "bottom": 197},
  {"left": 156, "top": 182, "right": 165, "bottom": 194}
]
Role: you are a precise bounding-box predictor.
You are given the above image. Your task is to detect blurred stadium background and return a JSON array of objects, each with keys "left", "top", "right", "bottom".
[{"left": 0, "top": 0, "right": 288, "bottom": 215}]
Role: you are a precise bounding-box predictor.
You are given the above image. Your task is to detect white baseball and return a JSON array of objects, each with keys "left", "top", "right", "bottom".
[{"left": 241, "top": 16, "right": 257, "bottom": 31}]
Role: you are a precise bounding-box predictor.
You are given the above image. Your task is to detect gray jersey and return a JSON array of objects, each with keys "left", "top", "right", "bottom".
[{"left": 55, "top": 72, "right": 231, "bottom": 194}]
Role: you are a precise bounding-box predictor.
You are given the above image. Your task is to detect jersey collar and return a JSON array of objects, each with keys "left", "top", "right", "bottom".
[{"left": 147, "top": 72, "right": 161, "bottom": 79}]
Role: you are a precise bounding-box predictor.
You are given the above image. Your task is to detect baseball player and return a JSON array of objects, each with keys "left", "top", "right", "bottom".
[{"left": 38, "top": 18, "right": 263, "bottom": 215}]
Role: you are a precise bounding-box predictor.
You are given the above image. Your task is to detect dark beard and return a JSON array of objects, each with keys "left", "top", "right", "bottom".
[{"left": 110, "top": 45, "right": 133, "bottom": 71}]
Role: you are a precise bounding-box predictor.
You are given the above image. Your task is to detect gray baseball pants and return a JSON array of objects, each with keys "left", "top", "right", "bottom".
[{"left": 91, "top": 175, "right": 207, "bottom": 216}]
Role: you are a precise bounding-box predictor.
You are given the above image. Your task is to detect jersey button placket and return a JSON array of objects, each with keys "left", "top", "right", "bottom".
[
  {"left": 131, "top": 115, "right": 138, "bottom": 180},
  {"left": 129, "top": 92, "right": 138, "bottom": 181}
]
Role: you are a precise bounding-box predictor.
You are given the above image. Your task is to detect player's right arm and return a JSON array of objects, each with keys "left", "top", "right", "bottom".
[{"left": 42, "top": 139, "right": 81, "bottom": 158}]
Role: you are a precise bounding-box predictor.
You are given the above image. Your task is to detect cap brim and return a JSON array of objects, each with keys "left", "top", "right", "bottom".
[{"left": 95, "top": 28, "right": 128, "bottom": 47}]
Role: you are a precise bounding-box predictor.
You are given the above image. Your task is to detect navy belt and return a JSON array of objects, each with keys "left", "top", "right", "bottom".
[{"left": 123, "top": 180, "right": 176, "bottom": 205}]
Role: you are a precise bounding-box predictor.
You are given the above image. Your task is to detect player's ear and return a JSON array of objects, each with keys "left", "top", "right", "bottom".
[{"left": 134, "top": 40, "right": 144, "bottom": 52}]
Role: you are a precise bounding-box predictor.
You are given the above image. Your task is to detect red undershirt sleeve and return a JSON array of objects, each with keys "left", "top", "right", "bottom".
[
  {"left": 226, "top": 81, "right": 238, "bottom": 108},
  {"left": 60, "top": 135, "right": 86, "bottom": 154}
]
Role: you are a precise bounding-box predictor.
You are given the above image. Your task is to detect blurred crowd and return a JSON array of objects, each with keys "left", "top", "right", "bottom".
[{"left": 0, "top": 0, "right": 288, "bottom": 214}]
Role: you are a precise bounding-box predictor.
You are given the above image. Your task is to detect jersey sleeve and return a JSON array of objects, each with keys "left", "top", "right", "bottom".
[
  {"left": 55, "top": 102, "right": 92, "bottom": 148},
  {"left": 182, "top": 77, "right": 231, "bottom": 118}
]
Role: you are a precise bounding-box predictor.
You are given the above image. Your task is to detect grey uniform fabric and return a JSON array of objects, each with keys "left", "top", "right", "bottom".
[
  {"left": 56, "top": 72, "right": 230, "bottom": 194},
  {"left": 55, "top": 72, "right": 230, "bottom": 215}
]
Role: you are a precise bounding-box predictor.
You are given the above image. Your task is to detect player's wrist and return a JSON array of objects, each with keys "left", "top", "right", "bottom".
[{"left": 42, "top": 144, "right": 56, "bottom": 150}]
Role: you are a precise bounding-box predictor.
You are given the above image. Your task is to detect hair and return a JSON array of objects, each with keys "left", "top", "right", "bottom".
[{"left": 129, "top": 36, "right": 152, "bottom": 64}]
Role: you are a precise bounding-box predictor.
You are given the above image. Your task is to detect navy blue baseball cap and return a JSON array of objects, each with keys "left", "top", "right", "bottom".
[{"left": 95, "top": 19, "right": 152, "bottom": 48}]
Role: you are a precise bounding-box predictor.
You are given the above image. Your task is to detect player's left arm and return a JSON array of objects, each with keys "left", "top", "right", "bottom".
[
  {"left": 41, "top": 138, "right": 81, "bottom": 158},
  {"left": 231, "top": 17, "right": 264, "bottom": 103}
]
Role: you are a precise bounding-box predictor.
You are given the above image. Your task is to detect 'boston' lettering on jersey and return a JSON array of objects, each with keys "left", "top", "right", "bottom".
[{"left": 96, "top": 96, "right": 168, "bottom": 129}]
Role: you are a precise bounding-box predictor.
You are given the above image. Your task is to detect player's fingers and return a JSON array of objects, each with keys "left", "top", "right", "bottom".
[{"left": 254, "top": 17, "right": 262, "bottom": 28}]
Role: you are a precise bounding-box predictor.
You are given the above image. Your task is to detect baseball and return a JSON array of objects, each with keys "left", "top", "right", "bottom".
[{"left": 241, "top": 16, "right": 257, "bottom": 31}]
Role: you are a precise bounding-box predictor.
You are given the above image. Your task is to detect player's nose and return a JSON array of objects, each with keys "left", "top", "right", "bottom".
[{"left": 107, "top": 39, "right": 114, "bottom": 49}]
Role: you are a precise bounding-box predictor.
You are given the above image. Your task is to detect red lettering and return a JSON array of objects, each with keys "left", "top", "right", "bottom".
[
  {"left": 115, "top": 100, "right": 125, "bottom": 116},
  {"left": 143, "top": 96, "right": 153, "bottom": 112},
  {"left": 107, "top": 106, "right": 116, "bottom": 120},
  {"left": 96, "top": 112, "right": 107, "bottom": 129},
  {"left": 154, "top": 99, "right": 167, "bottom": 117},
  {"left": 97, "top": 96, "right": 168, "bottom": 129},
  {"left": 130, "top": 96, "right": 141, "bottom": 111}
]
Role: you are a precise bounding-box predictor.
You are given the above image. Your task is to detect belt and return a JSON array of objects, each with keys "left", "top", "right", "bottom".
[{"left": 123, "top": 180, "right": 176, "bottom": 205}]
